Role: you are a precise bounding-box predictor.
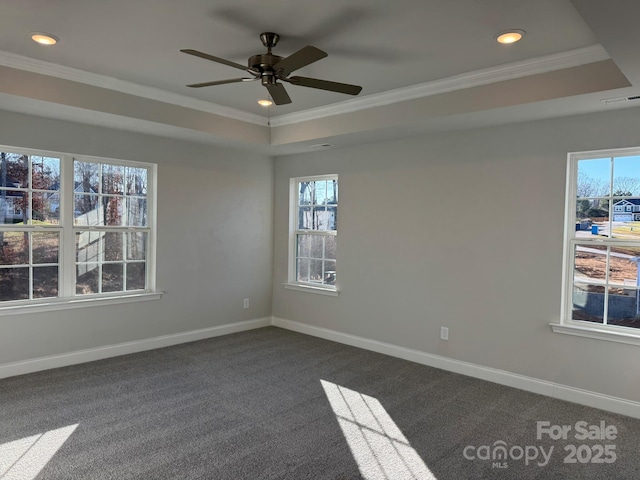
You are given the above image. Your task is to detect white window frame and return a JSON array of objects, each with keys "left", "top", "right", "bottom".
[
  {"left": 0, "top": 145, "right": 160, "bottom": 315},
  {"left": 553, "top": 146, "right": 640, "bottom": 345},
  {"left": 284, "top": 174, "right": 339, "bottom": 296}
]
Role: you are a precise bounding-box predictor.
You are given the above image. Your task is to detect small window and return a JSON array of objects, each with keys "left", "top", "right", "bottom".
[
  {"left": 562, "top": 148, "right": 640, "bottom": 339},
  {"left": 288, "top": 175, "right": 338, "bottom": 291}
]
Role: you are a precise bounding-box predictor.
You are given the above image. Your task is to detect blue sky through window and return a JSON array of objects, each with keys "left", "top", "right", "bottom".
[{"left": 578, "top": 156, "right": 640, "bottom": 196}]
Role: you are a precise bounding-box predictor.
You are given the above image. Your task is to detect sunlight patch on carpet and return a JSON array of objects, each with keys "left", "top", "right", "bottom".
[
  {"left": 321, "top": 380, "right": 436, "bottom": 480},
  {"left": 0, "top": 424, "right": 78, "bottom": 480}
]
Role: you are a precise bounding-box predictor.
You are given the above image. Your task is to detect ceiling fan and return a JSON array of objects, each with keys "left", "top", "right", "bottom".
[{"left": 181, "top": 32, "right": 363, "bottom": 105}]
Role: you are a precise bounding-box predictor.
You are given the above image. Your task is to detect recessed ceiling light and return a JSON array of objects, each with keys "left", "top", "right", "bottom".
[
  {"left": 257, "top": 99, "right": 273, "bottom": 107},
  {"left": 495, "top": 29, "right": 525, "bottom": 44},
  {"left": 31, "top": 32, "right": 59, "bottom": 45}
]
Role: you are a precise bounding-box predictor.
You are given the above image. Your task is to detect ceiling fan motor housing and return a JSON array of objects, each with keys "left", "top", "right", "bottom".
[{"left": 249, "top": 53, "right": 284, "bottom": 85}]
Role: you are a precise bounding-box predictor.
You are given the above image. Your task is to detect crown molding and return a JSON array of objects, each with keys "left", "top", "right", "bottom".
[
  {"left": 0, "top": 50, "right": 267, "bottom": 126},
  {"left": 270, "top": 45, "right": 610, "bottom": 127},
  {"left": 0, "top": 45, "right": 609, "bottom": 130}
]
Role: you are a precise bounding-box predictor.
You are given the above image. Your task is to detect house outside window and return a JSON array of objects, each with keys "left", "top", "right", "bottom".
[
  {"left": 286, "top": 175, "right": 338, "bottom": 295},
  {"left": 0, "top": 146, "right": 157, "bottom": 309},
  {"left": 557, "top": 147, "right": 640, "bottom": 344}
]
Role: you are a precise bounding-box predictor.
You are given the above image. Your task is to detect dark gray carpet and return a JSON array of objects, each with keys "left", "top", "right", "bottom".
[{"left": 1, "top": 326, "right": 639, "bottom": 479}]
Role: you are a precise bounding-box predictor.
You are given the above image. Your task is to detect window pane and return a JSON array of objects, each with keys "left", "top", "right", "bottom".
[
  {"left": 608, "top": 246, "right": 640, "bottom": 286},
  {"left": 324, "top": 260, "right": 336, "bottom": 285},
  {"left": 0, "top": 152, "right": 28, "bottom": 188},
  {"left": 74, "top": 194, "right": 99, "bottom": 225},
  {"left": 76, "top": 231, "right": 101, "bottom": 263},
  {"left": 32, "top": 192, "right": 60, "bottom": 224},
  {"left": 33, "top": 266, "right": 58, "bottom": 299},
  {"left": 577, "top": 158, "right": 611, "bottom": 198},
  {"left": 315, "top": 208, "right": 330, "bottom": 231},
  {"left": 102, "top": 164, "right": 125, "bottom": 195},
  {"left": 74, "top": 161, "right": 99, "bottom": 193},
  {"left": 0, "top": 191, "right": 27, "bottom": 225},
  {"left": 102, "top": 197, "right": 124, "bottom": 226},
  {"left": 309, "top": 235, "right": 323, "bottom": 258},
  {"left": 126, "top": 263, "right": 146, "bottom": 290},
  {"left": 573, "top": 245, "right": 607, "bottom": 283},
  {"left": 613, "top": 156, "right": 640, "bottom": 196},
  {"left": 0, "top": 232, "right": 28, "bottom": 265},
  {"left": 0, "top": 267, "right": 29, "bottom": 301},
  {"left": 328, "top": 206, "right": 337, "bottom": 230},
  {"left": 103, "top": 232, "right": 123, "bottom": 261},
  {"left": 611, "top": 198, "right": 640, "bottom": 239},
  {"left": 297, "top": 234, "right": 310, "bottom": 258},
  {"left": 126, "top": 167, "right": 147, "bottom": 196},
  {"left": 297, "top": 258, "right": 309, "bottom": 283},
  {"left": 127, "top": 197, "right": 147, "bottom": 227},
  {"left": 102, "top": 263, "right": 124, "bottom": 292},
  {"left": 76, "top": 263, "right": 98, "bottom": 294},
  {"left": 327, "top": 180, "right": 338, "bottom": 204},
  {"left": 325, "top": 236, "right": 336, "bottom": 260},
  {"left": 309, "top": 259, "right": 323, "bottom": 283},
  {"left": 32, "top": 157, "right": 60, "bottom": 191},
  {"left": 575, "top": 198, "right": 609, "bottom": 238},
  {"left": 572, "top": 284, "right": 604, "bottom": 324},
  {"left": 313, "top": 180, "right": 328, "bottom": 205},
  {"left": 127, "top": 232, "right": 146, "bottom": 260},
  {"left": 33, "top": 232, "right": 59, "bottom": 264},
  {"left": 299, "top": 182, "right": 312, "bottom": 206},
  {"left": 608, "top": 287, "right": 640, "bottom": 328},
  {"left": 298, "top": 206, "right": 312, "bottom": 229}
]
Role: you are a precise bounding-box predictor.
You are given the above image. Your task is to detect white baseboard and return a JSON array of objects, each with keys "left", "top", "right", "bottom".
[
  {"left": 271, "top": 317, "right": 640, "bottom": 419},
  {"left": 5, "top": 315, "right": 638, "bottom": 419},
  {"left": 0, "top": 317, "right": 271, "bottom": 380}
]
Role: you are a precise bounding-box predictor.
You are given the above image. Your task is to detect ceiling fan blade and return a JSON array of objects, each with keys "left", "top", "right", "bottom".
[
  {"left": 181, "top": 49, "right": 250, "bottom": 72},
  {"left": 274, "top": 46, "right": 327, "bottom": 77},
  {"left": 288, "top": 76, "right": 362, "bottom": 95},
  {"left": 266, "top": 83, "right": 292, "bottom": 105},
  {"left": 186, "top": 78, "right": 257, "bottom": 88}
]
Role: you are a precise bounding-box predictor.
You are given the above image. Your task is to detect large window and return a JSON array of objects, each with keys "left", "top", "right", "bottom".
[
  {"left": 288, "top": 175, "right": 338, "bottom": 293},
  {"left": 561, "top": 147, "right": 640, "bottom": 340},
  {"left": 0, "top": 146, "right": 156, "bottom": 308}
]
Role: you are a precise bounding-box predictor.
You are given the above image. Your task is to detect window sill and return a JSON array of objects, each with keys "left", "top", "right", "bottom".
[
  {"left": 550, "top": 323, "right": 640, "bottom": 346},
  {"left": 0, "top": 292, "right": 164, "bottom": 317},
  {"left": 283, "top": 283, "right": 339, "bottom": 297}
]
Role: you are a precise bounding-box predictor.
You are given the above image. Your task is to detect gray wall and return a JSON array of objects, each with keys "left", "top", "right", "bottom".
[
  {"left": 272, "top": 107, "right": 640, "bottom": 403},
  {"left": 3, "top": 104, "right": 640, "bottom": 404},
  {"left": 0, "top": 110, "right": 273, "bottom": 364}
]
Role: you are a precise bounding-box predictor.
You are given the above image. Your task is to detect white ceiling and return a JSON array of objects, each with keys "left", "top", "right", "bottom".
[{"left": 0, "top": 0, "right": 638, "bottom": 154}]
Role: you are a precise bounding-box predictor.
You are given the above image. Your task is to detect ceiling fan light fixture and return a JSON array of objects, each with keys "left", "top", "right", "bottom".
[
  {"left": 495, "top": 29, "right": 525, "bottom": 44},
  {"left": 258, "top": 99, "right": 273, "bottom": 107},
  {"left": 31, "top": 32, "right": 59, "bottom": 45}
]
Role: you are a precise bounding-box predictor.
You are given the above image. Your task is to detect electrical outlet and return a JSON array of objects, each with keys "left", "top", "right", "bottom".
[
  {"left": 243, "top": 298, "right": 249, "bottom": 309},
  {"left": 440, "top": 327, "right": 449, "bottom": 340}
]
